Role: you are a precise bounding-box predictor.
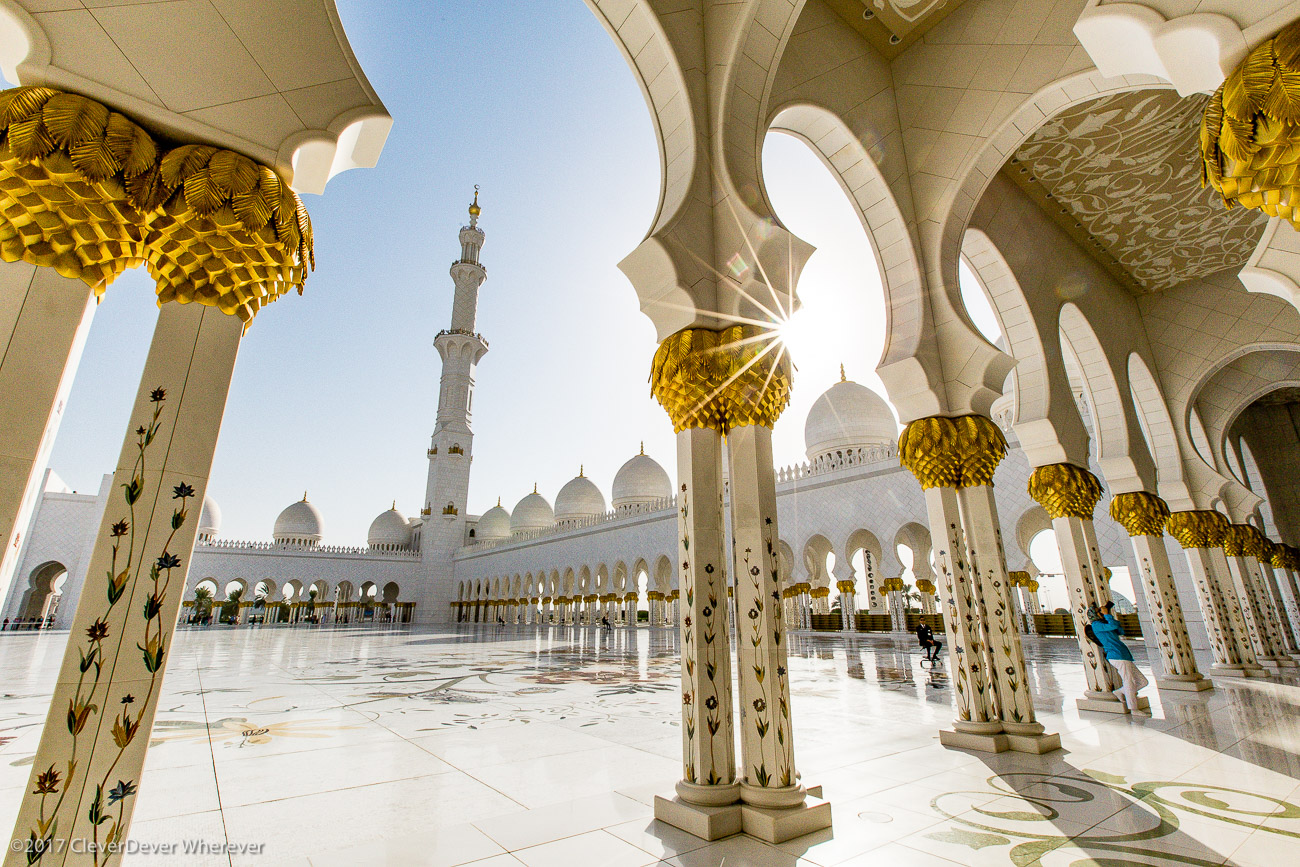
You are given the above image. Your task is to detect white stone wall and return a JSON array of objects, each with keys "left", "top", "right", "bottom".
[{"left": 2, "top": 472, "right": 110, "bottom": 629}]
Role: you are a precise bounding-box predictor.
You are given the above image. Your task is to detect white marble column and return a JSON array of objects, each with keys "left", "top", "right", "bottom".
[
  {"left": 835, "top": 580, "right": 855, "bottom": 632},
  {"left": 921, "top": 485, "right": 1002, "bottom": 747},
  {"left": 1268, "top": 549, "right": 1300, "bottom": 650},
  {"left": 882, "top": 580, "right": 908, "bottom": 633},
  {"left": 917, "top": 580, "right": 937, "bottom": 615},
  {"left": 0, "top": 263, "right": 96, "bottom": 607},
  {"left": 1168, "top": 511, "right": 1264, "bottom": 677},
  {"left": 1029, "top": 464, "right": 1127, "bottom": 713},
  {"left": 8, "top": 302, "right": 242, "bottom": 865},
  {"left": 1052, "top": 514, "right": 1125, "bottom": 710},
  {"left": 959, "top": 484, "right": 1053, "bottom": 748},
  {"left": 727, "top": 424, "right": 804, "bottom": 809},
  {"left": 1109, "top": 493, "right": 1211, "bottom": 691},
  {"left": 1005, "top": 572, "right": 1027, "bottom": 632},
  {"left": 1258, "top": 558, "right": 1300, "bottom": 655},
  {"left": 1223, "top": 525, "right": 1294, "bottom": 668},
  {"left": 664, "top": 427, "right": 738, "bottom": 810}
]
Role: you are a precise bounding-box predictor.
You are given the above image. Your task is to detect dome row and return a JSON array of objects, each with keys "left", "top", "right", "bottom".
[
  {"left": 218, "top": 379, "right": 895, "bottom": 548},
  {"left": 478, "top": 449, "right": 673, "bottom": 540}
]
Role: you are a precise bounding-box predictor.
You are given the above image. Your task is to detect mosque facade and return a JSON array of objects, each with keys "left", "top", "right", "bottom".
[{"left": 1, "top": 201, "right": 1213, "bottom": 675}]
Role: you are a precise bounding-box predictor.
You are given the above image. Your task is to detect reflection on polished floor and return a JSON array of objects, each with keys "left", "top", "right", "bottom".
[{"left": 1, "top": 626, "right": 1297, "bottom": 866}]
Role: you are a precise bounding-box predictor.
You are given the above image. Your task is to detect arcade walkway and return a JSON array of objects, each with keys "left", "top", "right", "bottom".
[{"left": 1, "top": 626, "right": 1296, "bottom": 866}]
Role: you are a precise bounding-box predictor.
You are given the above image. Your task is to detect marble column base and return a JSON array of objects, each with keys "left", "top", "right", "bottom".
[
  {"left": 739, "top": 796, "right": 832, "bottom": 844},
  {"left": 1261, "top": 657, "right": 1299, "bottom": 670},
  {"left": 1004, "top": 730, "right": 1063, "bottom": 754},
  {"left": 940, "top": 728, "right": 1008, "bottom": 752},
  {"left": 1210, "top": 663, "right": 1263, "bottom": 678},
  {"left": 655, "top": 787, "right": 832, "bottom": 844},
  {"left": 655, "top": 796, "right": 742, "bottom": 841},
  {"left": 1076, "top": 694, "right": 1147, "bottom": 714},
  {"left": 1157, "top": 675, "right": 1214, "bottom": 692}
]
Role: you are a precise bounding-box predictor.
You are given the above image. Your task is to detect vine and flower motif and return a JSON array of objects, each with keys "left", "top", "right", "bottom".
[
  {"left": 924, "top": 768, "right": 1299, "bottom": 864},
  {"left": 23, "top": 388, "right": 194, "bottom": 867}
]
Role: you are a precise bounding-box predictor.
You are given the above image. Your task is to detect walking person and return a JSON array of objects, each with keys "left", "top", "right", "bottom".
[
  {"left": 1088, "top": 602, "right": 1148, "bottom": 714},
  {"left": 916, "top": 620, "right": 942, "bottom": 662}
]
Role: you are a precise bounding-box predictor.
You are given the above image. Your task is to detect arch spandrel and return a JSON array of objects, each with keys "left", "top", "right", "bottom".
[
  {"left": 0, "top": 0, "right": 391, "bottom": 193},
  {"left": 1127, "top": 352, "right": 1189, "bottom": 505},
  {"left": 1057, "top": 302, "right": 1157, "bottom": 493},
  {"left": 960, "top": 226, "right": 1089, "bottom": 467}
]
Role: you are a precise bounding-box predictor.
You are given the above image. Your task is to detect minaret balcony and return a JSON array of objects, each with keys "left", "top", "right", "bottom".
[{"left": 435, "top": 328, "right": 488, "bottom": 348}]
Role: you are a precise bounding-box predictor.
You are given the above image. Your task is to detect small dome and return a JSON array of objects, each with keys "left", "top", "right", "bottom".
[
  {"left": 477, "top": 502, "right": 512, "bottom": 540},
  {"left": 273, "top": 494, "right": 323, "bottom": 544},
  {"left": 197, "top": 495, "right": 221, "bottom": 539},
  {"left": 555, "top": 470, "right": 606, "bottom": 522},
  {"left": 804, "top": 378, "right": 896, "bottom": 461},
  {"left": 612, "top": 448, "right": 672, "bottom": 508},
  {"left": 511, "top": 489, "right": 555, "bottom": 534},
  {"left": 368, "top": 505, "right": 412, "bottom": 549}
]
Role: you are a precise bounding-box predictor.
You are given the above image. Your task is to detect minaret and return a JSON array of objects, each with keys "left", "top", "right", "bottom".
[{"left": 421, "top": 189, "right": 488, "bottom": 559}]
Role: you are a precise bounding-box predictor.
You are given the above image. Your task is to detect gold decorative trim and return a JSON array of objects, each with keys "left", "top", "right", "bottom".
[
  {"left": 879, "top": 577, "right": 907, "bottom": 594},
  {"left": 835, "top": 580, "right": 856, "bottom": 594},
  {"left": 1007, "top": 571, "right": 1030, "bottom": 587},
  {"left": 1028, "top": 463, "right": 1102, "bottom": 520},
  {"left": 1202, "top": 20, "right": 1300, "bottom": 229},
  {"left": 915, "top": 578, "right": 936, "bottom": 594},
  {"left": 809, "top": 586, "right": 831, "bottom": 599},
  {"left": 0, "top": 87, "right": 312, "bottom": 323},
  {"left": 898, "top": 414, "right": 1006, "bottom": 489},
  {"left": 1109, "top": 492, "right": 1170, "bottom": 537},
  {"left": 649, "top": 325, "right": 792, "bottom": 432},
  {"left": 1166, "top": 510, "right": 1229, "bottom": 549},
  {"left": 1223, "top": 523, "right": 1265, "bottom": 558}
]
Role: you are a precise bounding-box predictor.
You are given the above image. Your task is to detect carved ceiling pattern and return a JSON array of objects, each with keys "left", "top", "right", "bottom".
[{"left": 1012, "top": 89, "right": 1267, "bottom": 294}]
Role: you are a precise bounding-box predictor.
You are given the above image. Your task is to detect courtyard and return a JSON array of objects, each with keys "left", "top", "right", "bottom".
[{"left": 1, "top": 626, "right": 1296, "bottom": 866}]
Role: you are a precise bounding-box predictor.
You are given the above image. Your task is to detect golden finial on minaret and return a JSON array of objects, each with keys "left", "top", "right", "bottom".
[
  {"left": 497, "top": 496, "right": 502, "bottom": 507},
  {"left": 302, "top": 491, "right": 308, "bottom": 502},
  {"left": 391, "top": 500, "right": 396, "bottom": 510},
  {"left": 579, "top": 465, "right": 585, "bottom": 478},
  {"left": 533, "top": 482, "right": 538, "bottom": 494},
  {"left": 840, "top": 363, "right": 846, "bottom": 383},
  {"left": 468, "top": 184, "right": 481, "bottom": 217},
  {"left": 639, "top": 441, "right": 645, "bottom": 455}
]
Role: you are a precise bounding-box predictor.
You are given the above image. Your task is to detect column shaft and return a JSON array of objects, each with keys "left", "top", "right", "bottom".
[
  {"left": 0, "top": 264, "right": 96, "bottom": 607},
  {"left": 1225, "top": 554, "right": 1289, "bottom": 663},
  {"left": 1128, "top": 533, "right": 1205, "bottom": 683},
  {"left": 1052, "top": 516, "right": 1121, "bottom": 701},
  {"left": 958, "top": 485, "right": 1040, "bottom": 734},
  {"left": 8, "top": 303, "right": 242, "bottom": 866},
  {"left": 727, "top": 425, "right": 801, "bottom": 806},
  {"left": 1275, "top": 565, "right": 1300, "bottom": 649},
  {"left": 1207, "top": 548, "right": 1264, "bottom": 672},
  {"left": 673, "top": 428, "right": 737, "bottom": 803},
  {"left": 922, "top": 486, "right": 998, "bottom": 731},
  {"left": 1255, "top": 560, "right": 1298, "bottom": 656}
]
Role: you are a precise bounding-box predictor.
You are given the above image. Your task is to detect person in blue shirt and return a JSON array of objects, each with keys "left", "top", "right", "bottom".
[{"left": 1088, "top": 601, "right": 1149, "bottom": 713}]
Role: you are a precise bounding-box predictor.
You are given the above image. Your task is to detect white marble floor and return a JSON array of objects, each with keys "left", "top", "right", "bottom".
[{"left": 1, "top": 625, "right": 1298, "bottom": 865}]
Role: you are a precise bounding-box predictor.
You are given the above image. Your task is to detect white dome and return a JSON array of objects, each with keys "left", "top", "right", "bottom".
[
  {"left": 804, "top": 379, "right": 896, "bottom": 461},
  {"left": 511, "top": 491, "right": 555, "bottom": 534},
  {"left": 477, "top": 503, "right": 512, "bottom": 540},
  {"left": 555, "top": 472, "right": 606, "bottom": 521},
  {"left": 197, "top": 494, "right": 221, "bottom": 539},
  {"left": 273, "top": 495, "right": 323, "bottom": 544},
  {"left": 367, "top": 505, "right": 412, "bottom": 549},
  {"left": 612, "top": 451, "right": 671, "bottom": 508}
]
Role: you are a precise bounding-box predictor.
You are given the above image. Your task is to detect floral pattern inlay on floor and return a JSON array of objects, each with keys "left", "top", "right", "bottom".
[{"left": 1, "top": 625, "right": 1297, "bottom": 866}]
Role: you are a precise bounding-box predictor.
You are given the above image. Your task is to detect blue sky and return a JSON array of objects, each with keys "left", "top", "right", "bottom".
[{"left": 42, "top": 1, "right": 1000, "bottom": 547}]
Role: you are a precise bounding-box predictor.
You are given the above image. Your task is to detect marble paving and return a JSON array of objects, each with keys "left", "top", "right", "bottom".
[{"left": 1, "top": 625, "right": 1298, "bottom": 865}]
